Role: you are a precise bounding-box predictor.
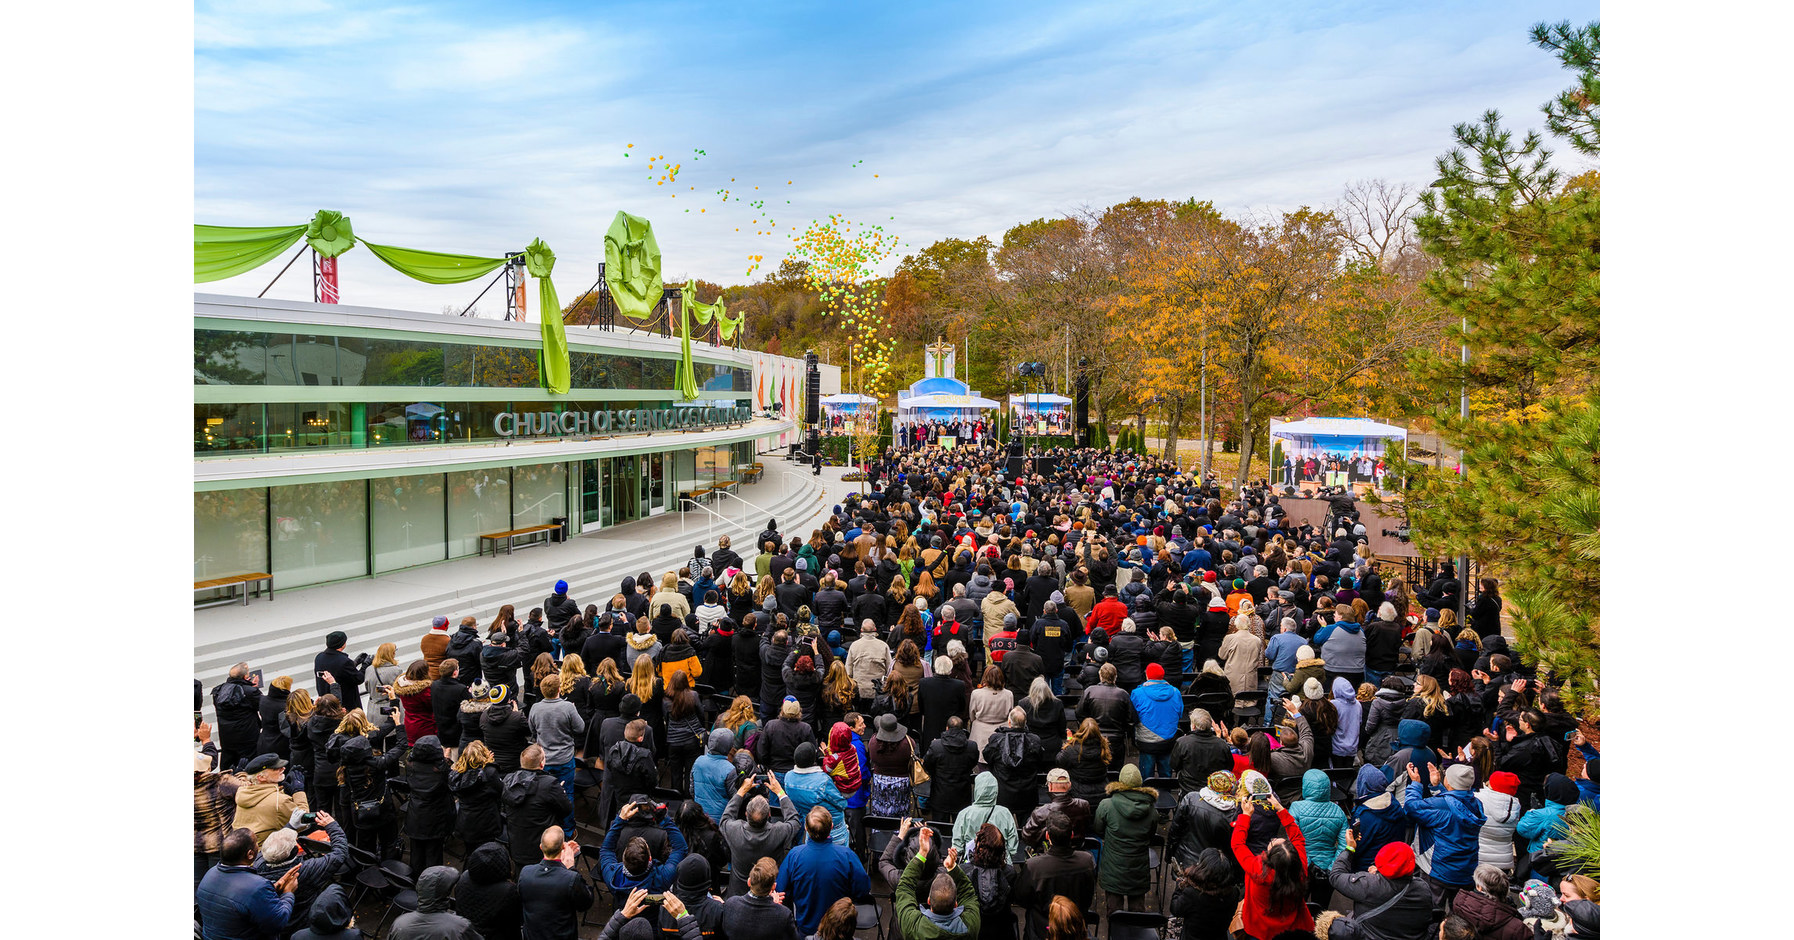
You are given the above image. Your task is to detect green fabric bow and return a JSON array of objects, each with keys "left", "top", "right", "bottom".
[
  {"left": 304, "top": 210, "right": 356, "bottom": 258},
  {"left": 361, "top": 241, "right": 508, "bottom": 284},
  {"left": 604, "top": 211, "right": 663, "bottom": 320}
]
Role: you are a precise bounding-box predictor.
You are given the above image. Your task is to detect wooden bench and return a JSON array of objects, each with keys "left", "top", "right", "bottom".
[
  {"left": 478, "top": 523, "right": 562, "bottom": 556},
  {"left": 679, "top": 486, "right": 715, "bottom": 508},
  {"left": 712, "top": 479, "right": 739, "bottom": 494},
  {"left": 741, "top": 463, "right": 765, "bottom": 484},
  {"left": 195, "top": 572, "right": 272, "bottom": 607}
]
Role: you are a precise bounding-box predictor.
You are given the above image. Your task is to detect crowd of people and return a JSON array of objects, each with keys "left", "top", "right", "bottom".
[{"left": 196, "top": 442, "right": 1598, "bottom": 940}]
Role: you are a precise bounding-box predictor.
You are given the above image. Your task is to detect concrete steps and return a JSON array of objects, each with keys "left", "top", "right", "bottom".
[{"left": 195, "top": 460, "right": 855, "bottom": 716}]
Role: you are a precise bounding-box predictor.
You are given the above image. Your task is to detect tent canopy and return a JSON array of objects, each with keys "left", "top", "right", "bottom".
[
  {"left": 1009, "top": 393, "right": 1071, "bottom": 406},
  {"left": 1271, "top": 417, "right": 1406, "bottom": 440},
  {"left": 821, "top": 393, "right": 879, "bottom": 405},
  {"left": 898, "top": 392, "right": 1000, "bottom": 409}
]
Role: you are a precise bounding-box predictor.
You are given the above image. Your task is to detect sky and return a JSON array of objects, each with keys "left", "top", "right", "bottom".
[{"left": 195, "top": 0, "right": 1600, "bottom": 313}]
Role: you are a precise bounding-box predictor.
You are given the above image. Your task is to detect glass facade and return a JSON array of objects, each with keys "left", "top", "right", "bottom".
[
  {"left": 194, "top": 328, "right": 756, "bottom": 392},
  {"left": 372, "top": 474, "right": 447, "bottom": 572},
  {"left": 195, "top": 488, "right": 269, "bottom": 585},
  {"left": 446, "top": 468, "right": 512, "bottom": 557},
  {"left": 196, "top": 441, "right": 766, "bottom": 589},
  {"left": 195, "top": 398, "right": 760, "bottom": 455},
  {"left": 512, "top": 462, "right": 568, "bottom": 527},
  {"left": 271, "top": 480, "right": 368, "bottom": 588}
]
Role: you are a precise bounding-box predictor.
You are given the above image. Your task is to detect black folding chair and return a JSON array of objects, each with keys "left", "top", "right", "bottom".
[
  {"left": 1107, "top": 910, "right": 1167, "bottom": 940},
  {"left": 854, "top": 892, "right": 884, "bottom": 940},
  {"left": 1193, "top": 691, "right": 1235, "bottom": 726},
  {"left": 366, "top": 867, "right": 418, "bottom": 939},
  {"left": 1323, "top": 767, "right": 1360, "bottom": 806},
  {"left": 344, "top": 844, "right": 398, "bottom": 913},
  {"left": 1231, "top": 689, "right": 1268, "bottom": 725},
  {"left": 1144, "top": 777, "right": 1179, "bottom": 815}
]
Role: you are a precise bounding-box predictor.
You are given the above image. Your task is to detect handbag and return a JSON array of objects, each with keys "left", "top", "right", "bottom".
[
  {"left": 347, "top": 772, "right": 384, "bottom": 828},
  {"left": 908, "top": 736, "right": 929, "bottom": 786}
]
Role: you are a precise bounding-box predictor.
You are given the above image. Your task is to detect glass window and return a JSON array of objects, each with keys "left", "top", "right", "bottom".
[
  {"left": 447, "top": 468, "right": 511, "bottom": 556},
  {"left": 196, "top": 402, "right": 265, "bottom": 454},
  {"left": 512, "top": 462, "right": 567, "bottom": 527},
  {"left": 372, "top": 473, "right": 447, "bottom": 573},
  {"left": 361, "top": 338, "right": 445, "bottom": 386},
  {"left": 270, "top": 481, "right": 368, "bottom": 588},
  {"left": 194, "top": 488, "right": 268, "bottom": 587},
  {"left": 671, "top": 449, "right": 698, "bottom": 499},
  {"left": 446, "top": 344, "right": 539, "bottom": 388},
  {"left": 442, "top": 400, "right": 514, "bottom": 444},
  {"left": 266, "top": 402, "right": 356, "bottom": 452},
  {"left": 195, "top": 330, "right": 265, "bottom": 386},
  {"left": 366, "top": 401, "right": 448, "bottom": 446}
]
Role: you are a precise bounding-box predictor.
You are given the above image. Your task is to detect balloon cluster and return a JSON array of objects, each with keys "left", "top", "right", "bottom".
[{"left": 788, "top": 214, "right": 902, "bottom": 396}]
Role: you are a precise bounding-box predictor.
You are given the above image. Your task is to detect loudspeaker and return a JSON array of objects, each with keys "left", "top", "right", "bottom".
[
  {"left": 1006, "top": 456, "right": 1026, "bottom": 476},
  {"left": 803, "top": 352, "right": 821, "bottom": 427},
  {"left": 1034, "top": 456, "right": 1058, "bottom": 476}
]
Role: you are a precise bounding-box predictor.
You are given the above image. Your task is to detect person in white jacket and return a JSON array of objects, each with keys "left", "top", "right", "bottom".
[{"left": 1476, "top": 770, "right": 1525, "bottom": 872}]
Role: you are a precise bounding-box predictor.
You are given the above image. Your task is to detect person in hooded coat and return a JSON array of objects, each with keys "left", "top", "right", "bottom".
[
  {"left": 1448, "top": 866, "right": 1532, "bottom": 940},
  {"left": 445, "top": 622, "right": 484, "bottom": 678},
  {"left": 952, "top": 772, "right": 1021, "bottom": 859},
  {"left": 455, "top": 841, "right": 522, "bottom": 940},
  {"left": 1379, "top": 719, "right": 1438, "bottom": 790},
  {"left": 1092, "top": 764, "right": 1159, "bottom": 910},
  {"left": 1349, "top": 765, "right": 1406, "bottom": 873},
  {"left": 290, "top": 883, "right": 361, "bottom": 940},
  {"left": 692, "top": 728, "right": 740, "bottom": 821},
  {"left": 924, "top": 716, "right": 982, "bottom": 821},
  {"left": 1329, "top": 677, "right": 1364, "bottom": 766},
  {"left": 389, "top": 865, "right": 480, "bottom": 940},
  {"left": 1475, "top": 772, "right": 1525, "bottom": 873},
  {"left": 1289, "top": 768, "right": 1349, "bottom": 908},
  {"left": 402, "top": 736, "right": 455, "bottom": 872}
]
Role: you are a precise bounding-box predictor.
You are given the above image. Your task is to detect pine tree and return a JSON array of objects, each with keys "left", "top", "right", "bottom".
[{"left": 1402, "top": 20, "right": 1600, "bottom": 709}]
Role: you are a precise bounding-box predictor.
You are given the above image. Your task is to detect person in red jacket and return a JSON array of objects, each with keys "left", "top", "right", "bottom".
[
  {"left": 1229, "top": 790, "right": 1314, "bottom": 940},
  {"left": 1085, "top": 585, "right": 1129, "bottom": 639}
]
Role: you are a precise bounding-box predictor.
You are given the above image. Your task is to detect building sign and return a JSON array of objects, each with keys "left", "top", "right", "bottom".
[{"left": 494, "top": 405, "right": 752, "bottom": 438}]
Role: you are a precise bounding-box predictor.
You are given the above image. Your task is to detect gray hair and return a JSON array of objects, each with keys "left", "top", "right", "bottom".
[
  {"left": 1008, "top": 706, "right": 1027, "bottom": 726},
  {"left": 1378, "top": 601, "right": 1398, "bottom": 622},
  {"left": 1281, "top": 617, "right": 1298, "bottom": 632},
  {"left": 261, "top": 828, "right": 298, "bottom": 864},
  {"left": 935, "top": 656, "right": 955, "bottom": 675},
  {"left": 1120, "top": 618, "right": 1136, "bottom": 633},
  {"left": 1189, "top": 708, "right": 1213, "bottom": 732},
  {"left": 1029, "top": 676, "right": 1054, "bottom": 711},
  {"left": 1041, "top": 601, "right": 1056, "bottom": 615},
  {"left": 1473, "top": 865, "right": 1510, "bottom": 896}
]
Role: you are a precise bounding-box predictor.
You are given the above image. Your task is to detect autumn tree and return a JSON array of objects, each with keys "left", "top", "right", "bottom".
[{"left": 1400, "top": 19, "right": 1601, "bottom": 706}]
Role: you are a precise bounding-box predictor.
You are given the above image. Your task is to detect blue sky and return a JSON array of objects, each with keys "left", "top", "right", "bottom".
[{"left": 196, "top": 0, "right": 1599, "bottom": 311}]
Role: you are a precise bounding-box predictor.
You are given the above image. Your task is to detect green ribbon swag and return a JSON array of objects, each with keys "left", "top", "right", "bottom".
[{"left": 192, "top": 209, "right": 721, "bottom": 401}]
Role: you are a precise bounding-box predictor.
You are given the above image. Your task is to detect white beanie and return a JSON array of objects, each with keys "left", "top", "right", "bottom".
[
  {"left": 1297, "top": 645, "right": 1315, "bottom": 660},
  {"left": 1303, "top": 677, "right": 1326, "bottom": 700}
]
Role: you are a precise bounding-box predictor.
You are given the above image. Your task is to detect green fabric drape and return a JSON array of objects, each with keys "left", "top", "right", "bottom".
[
  {"left": 524, "top": 238, "right": 570, "bottom": 395},
  {"left": 304, "top": 210, "right": 356, "bottom": 258},
  {"left": 678, "top": 281, "right": 740, "bottom": 399},
  {"left": 194, "top": 223, "right": 306, "bottom": 282},
  {"left": 362, "top": 241, "right": 508, "bottom": 284},
  {"left": 684, "top": 283, "right": 744, "bottom": 339},
  {"left": 604, "top": 211, "right": 664, "bottom": 320}
]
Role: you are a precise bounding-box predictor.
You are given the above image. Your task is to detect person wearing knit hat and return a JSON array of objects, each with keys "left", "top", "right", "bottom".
[
  {"left": 1518, "top": 878, "right": 1567, "bottom": 929},
  {"left": 1302, "top": 677, "right": 1326, "bottom": 700},
  {"left": 1131, "top": 662, "right": 1180, "bottom": 777},
  {"left": 1474, "top": 771, "right": 1524, "bottom": 875}
]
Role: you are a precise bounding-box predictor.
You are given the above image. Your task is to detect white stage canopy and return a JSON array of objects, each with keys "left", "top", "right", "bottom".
[
  {"left": 899, "top": 392, "right": 1001, "bottom": 410},
  {"left": 1270, "top": 417, "right": 1407, "bottom": 440}
]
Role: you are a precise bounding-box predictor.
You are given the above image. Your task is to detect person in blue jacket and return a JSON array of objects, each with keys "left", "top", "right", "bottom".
[
  {"left": 1572, "top": 735, "right": 1600, "bottom": 812},
  {"left": 1401, "top": 760, "right": 1487, "bottom": 910},
  {"left": 599, "top": 801, "right": 690, "bottom": 896},
  {"left": 1129, "top": 663, "right": 1183, "bottom": 778},
  {"left": 197, "top": 828, "right": 302, "bottom": 940},
  {"left": 1381, "top": 719, "right": 1439, "bottom": 792},
  {"left": 782, "top": 742, "right": 850, "bottom": 847},
  {"left": 1349, "top": 765, "right": 1407, "bottom": 873},
  {"left": 691, "top": 728, "right": 740, "bottom": 821},
  {"left": 776, "top": 806, "right": 871, "bottom": 935},
  {"left": 1515, "top": 773, "right": 1582, "bottom": 853}
]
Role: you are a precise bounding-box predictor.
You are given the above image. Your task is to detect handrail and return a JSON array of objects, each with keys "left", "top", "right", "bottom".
[
  {"left": 712, "top": 483, "right": 775, "bottom": 526},
  {"left": 679, "top": 496, "right": 729, "bottom": 539}
]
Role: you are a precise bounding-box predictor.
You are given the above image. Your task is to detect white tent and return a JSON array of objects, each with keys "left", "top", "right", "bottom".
[
  {"left": 821, "top": 393, "right": 879, "bottom": 406},
  {"left": 1270, "top": 417, "right": 1406, "bottom": 440},
  {"left": 899, "top": 393, "right": 1001, "bottom": 410},
  {"left": 1008, "top": 393, "right": 1072, "bottom": 408}
]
